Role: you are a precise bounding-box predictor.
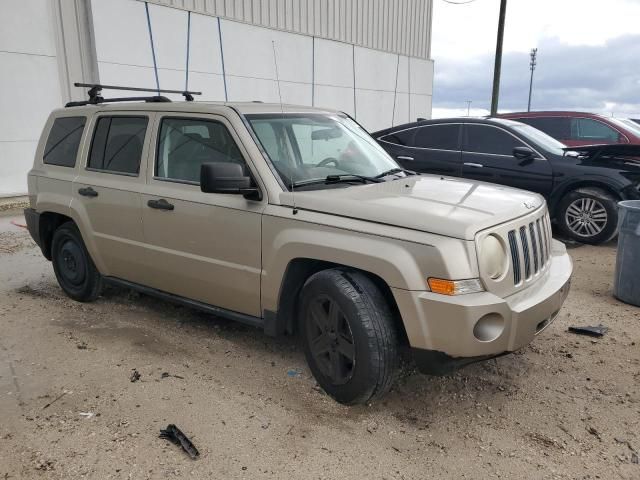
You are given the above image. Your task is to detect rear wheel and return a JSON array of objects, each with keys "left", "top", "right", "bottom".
[
  {"left": 299, "top": 269, "right": 400, "bottom": 405},
  {"left": 51, "top": 222, "right": 102, "bottom": 302},
  {"left": 557, "top": 188, "right": 618, "bottom": 244}
]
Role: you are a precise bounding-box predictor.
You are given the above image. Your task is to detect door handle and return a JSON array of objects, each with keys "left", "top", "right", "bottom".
[
  {"left": 463, "top": 162, "right": 484, "bottom": 168},
  {"left": 396, "top": 155, "right": 414, "bottom": 161},
  {"left": 147, "top": 198, "right": 175, "bottom": 211},
  {"left": 78, "top": 187, "right": 98, "bottom": 197}
]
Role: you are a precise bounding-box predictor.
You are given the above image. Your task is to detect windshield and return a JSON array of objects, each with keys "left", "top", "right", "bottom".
[
  {"left": 246, "top": 113, "right": 400, "bottom": 189},
  {"left": 510, "top": 123, "right": 567, "bottom": 155}
]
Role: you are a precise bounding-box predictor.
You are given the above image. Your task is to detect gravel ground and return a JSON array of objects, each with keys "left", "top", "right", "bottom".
[{"left": 0, "top": 210, "right": 638, "bottom": 479}]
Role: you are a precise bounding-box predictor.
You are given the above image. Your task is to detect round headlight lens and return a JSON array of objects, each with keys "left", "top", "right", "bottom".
[{"left": 480, "top": 234, "right": 507, "bottom": 280}]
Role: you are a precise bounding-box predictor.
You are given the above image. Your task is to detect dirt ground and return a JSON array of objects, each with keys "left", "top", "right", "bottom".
[{"left": 0, "top": 210, "right": 638, "bottom": 480}]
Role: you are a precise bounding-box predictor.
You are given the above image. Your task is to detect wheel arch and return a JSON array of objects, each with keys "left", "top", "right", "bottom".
[
  {"left": 549, "top": 179, "right": 622, "bottom": 217},
  {"left": 265, "top": 257, "right": 409, "bottom": 346},
  {"left": 39, "top": 211, "right": 74, "bottom": 260}
]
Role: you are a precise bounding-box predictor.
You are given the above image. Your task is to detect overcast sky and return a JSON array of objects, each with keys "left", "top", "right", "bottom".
[{"left": 431, "top": 0, "right": 640, "bottom": 119}]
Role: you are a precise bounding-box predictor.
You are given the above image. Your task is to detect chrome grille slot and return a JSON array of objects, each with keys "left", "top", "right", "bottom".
[
  {"left": 529, "top": 222, "right": 539, "bottom": 273},
  {"left": 544, "top": 214, "right": 552, "bottom": 261},
  {"left": 508, "top": 230, "right": 521, "bottom": 285},
  {"left": 519, "top": 226, "right": 531, "bottom": 279},
  {"left": 536, "top": 219, "right": 546, "bottom": 265}
]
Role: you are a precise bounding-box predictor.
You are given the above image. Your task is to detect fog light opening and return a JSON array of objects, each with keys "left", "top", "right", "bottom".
[{"left": 473, "top": 313, "right": 505, "bottom": 342}]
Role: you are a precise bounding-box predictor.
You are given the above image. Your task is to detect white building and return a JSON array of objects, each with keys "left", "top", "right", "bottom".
[{"left": 0, "top": 0, "right": 434, "bottom": 197}]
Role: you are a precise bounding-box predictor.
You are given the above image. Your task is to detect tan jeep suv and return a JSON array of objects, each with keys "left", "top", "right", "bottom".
[{"left": 24, "top": 92, "right": 573, "bottom": 404}]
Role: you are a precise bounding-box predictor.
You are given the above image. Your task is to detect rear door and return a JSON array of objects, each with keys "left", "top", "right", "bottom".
[
  {"left": 377, "top": 123, "right": 462, "bottom": 176},
  {"left": 71, "top": 113, "right": 152, "bottom": 283},
  {"left": 460, "top": 123, "right": 553, "bottom": 196}
]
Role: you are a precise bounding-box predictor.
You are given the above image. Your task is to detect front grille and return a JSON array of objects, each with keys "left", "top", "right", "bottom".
[{"left": 508, "top": 212, "right": 552, "bottom": 285}]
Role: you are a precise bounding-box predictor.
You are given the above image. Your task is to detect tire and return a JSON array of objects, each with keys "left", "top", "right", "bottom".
[
  {"left": 51, "top": 222, "right": 102, "bottom": 302},
  {"left": 299, "top": 268, "right": 400, "bottom": 405},
  {"left": 556, "top": 188, "right": 619, "bottom": 245}
]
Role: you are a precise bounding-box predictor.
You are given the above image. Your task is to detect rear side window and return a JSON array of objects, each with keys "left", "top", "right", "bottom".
[
  {"left": 156, "top": 117, "right": 245, "bottom": 183},
  {"left": 88, "top": 116, "right": 148, "bottom": 174},
  {"left": 463, "top": 125, "right": 525, "bottom": 156},
  {"left": 380, "top": 129, "right": 416, "bottom": 146},
  {"left": 414, "top": 124, "right": 461, "bottom": 150},
  {"left": 43, "top": 117, "right": 86, "bottom": 167},
  {"left": 518, "top": 117, "right": 571, "bottom": 139}
]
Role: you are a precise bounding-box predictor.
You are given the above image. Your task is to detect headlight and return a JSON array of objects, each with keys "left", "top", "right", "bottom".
[{"left": 479, "top": 234, "right": 507, "bottom": 280}]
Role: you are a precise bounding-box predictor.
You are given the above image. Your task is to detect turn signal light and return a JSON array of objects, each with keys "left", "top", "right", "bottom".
[{"left": 427, "top": 278, "right": 484, "bottom": 296}]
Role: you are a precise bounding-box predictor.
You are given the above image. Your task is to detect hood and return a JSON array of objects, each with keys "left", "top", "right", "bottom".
[{"left": 280, "top": 175, "right": 544, "bottom": 240}]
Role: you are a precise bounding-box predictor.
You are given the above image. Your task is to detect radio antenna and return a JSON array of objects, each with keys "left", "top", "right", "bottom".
[
  {"left": 272, "top": 40, "right": 296, "bottom": 213},
  {"left": 271, "top": 41, "right": 284, "bottom": 113}
]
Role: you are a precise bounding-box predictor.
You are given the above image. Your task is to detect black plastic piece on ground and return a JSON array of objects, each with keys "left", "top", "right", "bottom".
[
  {"left": 159, "top": 424, "right": 200, "bottom": 459},
  {"left": 568, "top": 325, "right": 608, "bottom": 337}
]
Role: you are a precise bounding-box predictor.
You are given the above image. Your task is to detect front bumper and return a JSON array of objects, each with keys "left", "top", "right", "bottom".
[{"left": 393, "top": 240, "right": 572, "bottom": 374}]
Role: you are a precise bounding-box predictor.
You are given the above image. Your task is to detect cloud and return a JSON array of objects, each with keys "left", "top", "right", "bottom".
[{"left": 432, "top": 34, "right": 640, "bottom": 118}]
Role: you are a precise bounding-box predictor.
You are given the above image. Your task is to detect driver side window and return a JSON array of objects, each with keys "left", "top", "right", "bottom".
[
  {"left": 463, "top": 124, "right": 526, "bottom": 156},
  {"left": 156, "top": 117, "right": 245, "bottom": 183}
]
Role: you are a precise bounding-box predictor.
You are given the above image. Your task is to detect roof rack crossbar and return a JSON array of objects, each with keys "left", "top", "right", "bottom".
[
  {"left": 67, "top": 82, "right": 202, "bottom": 107},
  {"left": 65, "top": 95, "right": 172, "bottom": 108}
]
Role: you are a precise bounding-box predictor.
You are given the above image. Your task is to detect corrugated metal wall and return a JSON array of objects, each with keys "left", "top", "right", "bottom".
[{"left": 142, "top": 0, "right": 432, "bottom": 59}]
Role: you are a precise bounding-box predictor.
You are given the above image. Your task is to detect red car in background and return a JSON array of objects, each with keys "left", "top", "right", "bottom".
[{"left": 498, "top": 111, "right": 640, "bottom": 146}]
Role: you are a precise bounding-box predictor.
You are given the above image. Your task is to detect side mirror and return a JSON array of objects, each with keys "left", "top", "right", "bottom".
[
  {"left": 200, "top": 162, "right": 260, "bottom": 199},
  {"left": 513, "top": 146, "right": 535, "bottom": 160}
]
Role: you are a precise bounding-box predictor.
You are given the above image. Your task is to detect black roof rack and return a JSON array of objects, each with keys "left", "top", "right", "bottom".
[{"left": 65, "top": 83, "right": 202, "bottom": 107}]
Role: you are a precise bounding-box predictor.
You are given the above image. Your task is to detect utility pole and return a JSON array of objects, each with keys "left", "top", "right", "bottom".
[
  {"left": 527, "top": 48, "right": 537, "bottom": 112},
  {"left": 465, "top": 100, "right": 472, "bottom": 116},
  {"left": 490, "top": 0, "right": 507, "bottom": 116}
]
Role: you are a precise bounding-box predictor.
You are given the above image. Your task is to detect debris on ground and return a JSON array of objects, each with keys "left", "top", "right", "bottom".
[
  {"left": 160, "top": 372, "right": 184, "bottom": 379},
  {"left": 159, "top": 424, "right": 200, "bottom": 459},
  {"left": 129, "top": 369, "right": 141, "bottom": 382},
  {"left": 42, "top": 390, "right": 70, "bottom": 409},
  {"left": 586, "top": 426, "right": 602, "bottom": 441},
  {"left": 568, "top": 325, "right": 608, "bottom": 337},
  {"left": 10, "top": 220, "right": 27, "bottom": 229},
  {"left": 79, "top": 412, "right": 95, "bottom": 419},
  {"left": 287, "top": 368, "right": 302, "bottom": 377}
]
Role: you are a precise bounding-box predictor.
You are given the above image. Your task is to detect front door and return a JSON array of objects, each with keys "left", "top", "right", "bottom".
[
  {"left": 140, "top": 113, "right": 264, "bottom": 317},
  {"left": 460, "top": 124, "right": 553, "bottom": 197}
]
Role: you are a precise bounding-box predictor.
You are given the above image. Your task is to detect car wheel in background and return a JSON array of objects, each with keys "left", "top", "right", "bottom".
[
  {"left": 557, "top": 188, "right": 618, "bottom": 244},
  {"left": 51, "top": 222, "right": 103, "bottom": 302},
  {"left": 299, "top": 269, "right": 400, "bottom": 405}
]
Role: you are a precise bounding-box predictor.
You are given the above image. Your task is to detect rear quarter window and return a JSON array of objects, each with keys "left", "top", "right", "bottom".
[{"left": 43, "top": 117, "right": 86, "bottom": 167}]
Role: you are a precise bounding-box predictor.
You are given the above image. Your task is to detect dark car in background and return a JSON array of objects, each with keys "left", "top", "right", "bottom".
[
  {"left": 498, "top": 111, "right": 640, "bottom": 146},
  {"left": 373, "top": 118, "right": 640, "bottom": 244}
]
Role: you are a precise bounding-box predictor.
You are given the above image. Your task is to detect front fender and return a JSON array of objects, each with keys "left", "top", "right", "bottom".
[{"left": 260, "top": 207, "right": 478, "bottom": 313}]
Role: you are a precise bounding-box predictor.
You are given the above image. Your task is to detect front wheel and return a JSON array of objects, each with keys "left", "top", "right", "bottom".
[
  {"left": 557, "top": 188, "right": 618, "bottom": 244},
  {"left": 51, "top": 222, "right": 103, "bottom": 302},
  {"left": 299, "top": 269, "right": 400, "bottom": 405}
]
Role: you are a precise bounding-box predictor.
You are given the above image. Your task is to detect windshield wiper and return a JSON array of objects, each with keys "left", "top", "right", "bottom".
[
  {"left": 291, "top": 174, "right": 383, "bottom": 189},
  {"left": 374, "top": 167, "right": 417, "bottom": 178}
]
